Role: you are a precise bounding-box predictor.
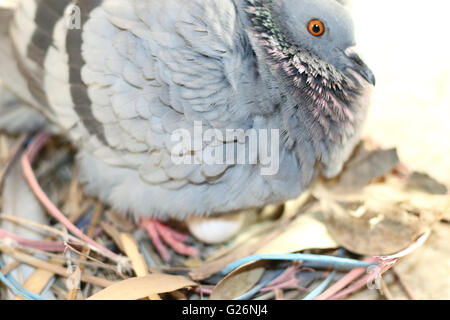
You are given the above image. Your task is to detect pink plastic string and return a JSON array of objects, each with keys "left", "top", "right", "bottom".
[
  {"left": 0, "top": 228, "right": 72, "bottom": 252},
  {"left": 328, "top": 259, "right": 396, "bottom": 300},
  {"left": 260, "top": 265, "right": 309, "bottom": 292},
  {"left": 21, "top": 131, "right": 120, "bottom": 262},
  {"left": 317, "top": 232, "right": 430, "bottom": 300},
  {"left": 315, "top": 257, "right": 376, "bottom": 300}
]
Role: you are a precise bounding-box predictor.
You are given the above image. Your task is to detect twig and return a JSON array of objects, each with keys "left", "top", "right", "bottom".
[
  {"left": 392, "top": 268, "right": 416, "bottom": 300},
  {"left": 275, "top": 289, "right": 284, "bottom": 300},
  {"left": 1, "top": 241, "right": 120, "bottom": 273},
  {"left": 0, "top": 214, "right": 118, "bottom": 260},
  {"left": 0, "top": 134, "right": 27, "bottom": 188},
  {"left": 380, "top": 278, "right": 393, "bottom": 300},
  {"left": 0, "top": 260, "right": 20, "bottom": 275},
  {"left": 68, "top": 202, "right": 103, "bottom": 300},
  {"left": 0, "top": 244, "right": 115, "bottom": 288}
]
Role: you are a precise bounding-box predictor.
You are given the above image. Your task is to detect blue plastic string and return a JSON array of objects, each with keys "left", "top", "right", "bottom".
[
  {"left": 234, "top": 269, "right": 285, "bottom": 300},
  {"left": 222, "top": 253, "right": 376, "bottom": 275},
  {"left": 0, "top": 259, "right": 46, "bottom": 300}
]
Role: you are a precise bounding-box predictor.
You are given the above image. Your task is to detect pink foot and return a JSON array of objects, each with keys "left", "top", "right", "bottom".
[{"left": 140, "top": 218, "right": 199, "bottom": 262}]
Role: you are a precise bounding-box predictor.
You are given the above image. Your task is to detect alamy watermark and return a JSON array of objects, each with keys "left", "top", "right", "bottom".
[
  {"left": 66, "top": 4, "right": 81, "bottom": 30},
  {"left": 170, "top": 121, "right": 280, "bottom": 176},
  {"left": 366, "top": 265, "right": 382, "bottom": 291}
]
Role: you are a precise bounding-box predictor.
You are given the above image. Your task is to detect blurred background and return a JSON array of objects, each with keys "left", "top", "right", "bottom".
[
  {"left": 347, "top": 0, "right": 450, "bottom": 299},
  {"left": 350, "top": 0, "right": 450, "bottom": 185}
]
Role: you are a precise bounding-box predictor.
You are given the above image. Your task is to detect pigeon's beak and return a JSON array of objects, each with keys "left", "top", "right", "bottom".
[{"left": 344, "top": 47, "right": 376, "bottom": 86}]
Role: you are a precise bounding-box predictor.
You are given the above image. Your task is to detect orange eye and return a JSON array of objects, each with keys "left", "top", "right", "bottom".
[{"left": 308, "top": 19, "right": 325, "bottom": 37}]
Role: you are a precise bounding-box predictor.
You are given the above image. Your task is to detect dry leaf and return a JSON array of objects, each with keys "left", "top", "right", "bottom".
[
  {"left": 256, "top": 209, "right": 338, "bottom": 254},
  {"left": 16, "top": 258, "right": 62, "bottom": 300},
  {"left": 119, "top": 233, "right": 163, "bottom": 300},
  {"left": 191, "top": 196, "right": 337, "bottom": 280},
  {"left": 203, "top": 208, "right": 337, "bottom": 289},
  {"left": 406, "top": 172, "right": 448, "bottom": 195},
  {"left": 282, "top": 191, "right": 312, "bottom": 220},
  {"left": 206, "top": 221, "right": 277, "bottom": 262},
  {"left": 120, "top": 233, "right": 148, "bottom": 277},
  {"left": 392, "top": 223, "right": 450, "bottom": 299},
  {"left": 260, "top": 204, "right": 284, "bottom": 221},
  {"left": 189, "top": 226, "right": 283, "bottom": 281},
  {"left": 87, "top": 274, "right": 197, "bottom": 300},
  {"left": 332, "top": 143, "right": 399, "bottom": 191},
  {"left": 210, "top": 261, "right": 266, "bottom": 300},
  {"left": 320, "top": 180, "right": 450, "bottom": 256}
]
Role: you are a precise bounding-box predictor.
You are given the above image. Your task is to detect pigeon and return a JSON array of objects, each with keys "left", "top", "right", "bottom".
[{"left": 0, "top": 0, "right": 375, "bottom": 221}]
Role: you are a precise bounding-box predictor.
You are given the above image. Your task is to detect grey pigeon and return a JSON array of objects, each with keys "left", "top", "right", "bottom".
[{"left": 0, "top": 0, "right": 374, "bottom": 220}]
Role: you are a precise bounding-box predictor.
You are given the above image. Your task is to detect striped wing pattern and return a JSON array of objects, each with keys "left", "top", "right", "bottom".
[{"left": 0, "top": 0, "right": 295, "bottom": 218}]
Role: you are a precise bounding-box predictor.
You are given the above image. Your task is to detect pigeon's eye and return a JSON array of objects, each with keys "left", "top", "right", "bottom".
[{"left": 308, "top": 19, "right": 325, "bottom": 37}]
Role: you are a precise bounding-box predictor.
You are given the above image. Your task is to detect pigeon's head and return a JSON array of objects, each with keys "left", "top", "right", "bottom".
[
  {"left": 271, "top": 0, "right": 374, "bottom": 86},
  {"left": 243, "top": 0, "right": 375, "bottom": 87},
  {"left": 242, "top": 0, "right": 374, "bottom": 109},
  {"left": 241, "top": 0, "right": 375, "bottom": 177}
]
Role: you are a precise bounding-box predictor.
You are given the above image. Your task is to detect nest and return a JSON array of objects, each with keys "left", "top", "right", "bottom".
[{"left": 0, "top": 132, "right": 448, "bottom": 300}]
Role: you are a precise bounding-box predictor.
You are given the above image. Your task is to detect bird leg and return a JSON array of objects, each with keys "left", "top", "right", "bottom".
[{"left": 140, "top": 218, "right": 199, "bottom": 262}]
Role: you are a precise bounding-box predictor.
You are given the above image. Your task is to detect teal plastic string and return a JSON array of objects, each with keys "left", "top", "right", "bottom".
[
  {"left": 0, "top": 259, "right": 46, "bottom": 300},
  {"left": 234, "top": 269, "right": 285, "bottom": 300},
  {"left": 222, "top": 253, "right": 376, "bottom": 275},
  {"left": 303, "top": 270, "right": 337, "bottom": 300}
]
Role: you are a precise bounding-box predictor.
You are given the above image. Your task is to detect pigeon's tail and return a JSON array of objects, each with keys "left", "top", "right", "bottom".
[{"left": 0, "top": 6, "right": 48, "bottom": 133}]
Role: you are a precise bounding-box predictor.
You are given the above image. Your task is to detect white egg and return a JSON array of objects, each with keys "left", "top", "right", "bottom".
[{"left": 187, "top": 211, "right": 247, "bottom": 244}]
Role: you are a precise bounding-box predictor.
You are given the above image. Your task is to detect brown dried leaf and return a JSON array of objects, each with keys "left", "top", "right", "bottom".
[
  {"left": 282, "top": 191, "right": 312, "bottom": 220},
  {"left": 393, "top": 223, "right": 450, "bottom": 299},
  {"left": 87, "top": 274, "right": 197, "bottom": 300},
  {"left": 333, "top": 143, "right": 399, "bottom": 191},
  {"left": 120, "top": 233, "right": 148, "bottom": 277},
  {"left": 320, "top": 180, "right": 450, "bottom": 256},
  {"left": 198, "top": 206, "right": 337, "bottom": 288},
  {"left": 210, "top": 261, "right": 266, "bottom": 300},
  {"left": 189, "top": 225, "right": 284, "bottom": 281},
  {"left": 206, "top": 221, "right": 277, "bottom": 262},
  {"left": 191, "top": 196, "right": 338, "bottom": 280},
  {"left": 256, "top": 209, "right": 338, "bottom": 254},
  {"left": 406, "top": 172, "right": 448, "bottom": 195},
  {"left": 17, "top": 259, "right": 61, "bottom": 298}
]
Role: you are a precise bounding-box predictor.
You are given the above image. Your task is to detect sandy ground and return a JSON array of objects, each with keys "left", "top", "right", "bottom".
[{"left": 350, "top": 1, "right": 450, "bottom": 300}]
